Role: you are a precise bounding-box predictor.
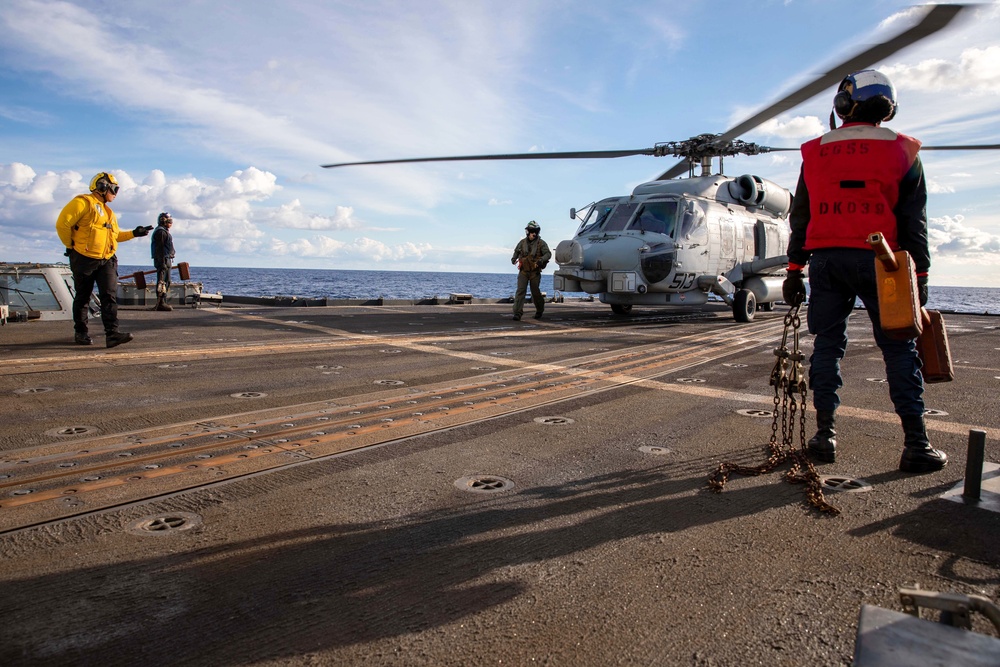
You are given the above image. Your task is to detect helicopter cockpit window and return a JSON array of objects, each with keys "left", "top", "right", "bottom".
[
  {"left": 577, "top": 198, "right": 618, "bottom": 235},
  {"left": 0, "top": 272, "right": 60, "bottom": 311},
  {"left": 628, "top": 200, "right": 678, "bottom": 237},
  {"left": 601, "top": 203, "right": 639, "bottom": 232},
  {"left": 679, "top": 204, "right": 708, "bottom": 241}
]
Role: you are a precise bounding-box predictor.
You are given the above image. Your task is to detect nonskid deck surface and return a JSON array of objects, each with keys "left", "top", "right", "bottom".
[{"left": 1, "top": 302, "right": 998, "bottom": 665}]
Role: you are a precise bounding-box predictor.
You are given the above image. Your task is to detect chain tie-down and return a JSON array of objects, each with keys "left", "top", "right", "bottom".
[{"left": 707, "top": 304, "right": 840, "bottom": 515}]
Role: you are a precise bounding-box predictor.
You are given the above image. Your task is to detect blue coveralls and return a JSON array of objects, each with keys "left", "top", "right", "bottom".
[{"left": 786, "top": 123, "right": 930, "bottom": 419}]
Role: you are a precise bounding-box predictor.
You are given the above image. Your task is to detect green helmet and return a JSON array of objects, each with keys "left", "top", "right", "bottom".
[{"left": 525, "top": 221, "right": 541, "bottom": 234}]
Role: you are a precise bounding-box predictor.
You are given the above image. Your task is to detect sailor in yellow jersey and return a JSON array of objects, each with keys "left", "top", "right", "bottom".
[{"left": 56, "top": 172, "right": 152, "bottom": 348}]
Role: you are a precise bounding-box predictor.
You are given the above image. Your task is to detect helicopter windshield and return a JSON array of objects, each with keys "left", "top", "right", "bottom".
[
  {"left": 628, "top": 200, "right": 678, "bottom": 237},
  {"left": 601, "top": 203, "right": 639, "bottom": 232},
  {"left": 577, "top": 198, "right": 618, "bottom": 235}
]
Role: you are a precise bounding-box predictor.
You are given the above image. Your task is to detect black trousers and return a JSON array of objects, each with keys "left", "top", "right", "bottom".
[
  {"left": 69, "top": 251, "right": 119, "bottom": 335},
  {"left": 155, "top": 260, "right": 172, "bottom": 295}
]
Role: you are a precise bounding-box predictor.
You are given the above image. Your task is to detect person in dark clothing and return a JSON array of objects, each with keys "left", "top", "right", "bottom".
[
  {"left": 151, "top": 212, "right": 176, "bottom": 311},
  {"left": 782, "top": 69, "right": 947, "bottom": 473},
  {"left": 510, "top": 221, "right": 551, "bottom": 321}
]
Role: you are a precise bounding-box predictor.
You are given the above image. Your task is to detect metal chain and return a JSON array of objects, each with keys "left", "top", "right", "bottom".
[{"left": 708, "top": 304, "right": 840, "bottom": 515}]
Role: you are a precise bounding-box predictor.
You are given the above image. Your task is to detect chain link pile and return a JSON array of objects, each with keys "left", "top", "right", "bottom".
[{"left": 707, "top": 304, "right": 840, "bottom": 515}]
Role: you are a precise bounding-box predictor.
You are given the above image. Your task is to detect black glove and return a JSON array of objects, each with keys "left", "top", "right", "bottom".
[
  {"left": 538, "top": 262, "right": 547, "bottom": 271},
  {"left": 782, "top": 270, "right": 806, "bottom": 307},
  {"left": 917, "top": 275, "right": 929, "bottom": 307},
  {"left": 133, "top": 225, "right": 153, "bottom": 237}
]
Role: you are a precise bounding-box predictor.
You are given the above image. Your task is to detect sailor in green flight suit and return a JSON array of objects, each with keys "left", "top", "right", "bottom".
[{"left": 510, "top": 221, "right": 551, "bottom": 321}]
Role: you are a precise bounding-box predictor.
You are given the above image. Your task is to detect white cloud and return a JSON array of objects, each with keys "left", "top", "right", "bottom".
[
  {"left": 0, "top": 163, "right": 278, "bottom": 255},
  {"left": 0, "top": 103, "right": 55, "bottom": 125},
  {"left": 757, "top": 116, "right": 825, "bottom": 141},
  {"left": 884, "top": 46, "right": 1000, "bottom": 95},
  {"left": 0, "top": 163, "right": 83, "bottom": 209},
  {"left": 928, "top": 214, "right": 1000, "bottom": 256},
  {"left": 926, "top": 180, "right": 956, "bottom": 195},
  {"left": 114, "top": 167, "right": 278, "bottom": 225},
  {"left": 0, "top": 2, "right": 359, "bottom": 169},
  {"left": 260, "top": 200, "right": 360, "bottom": 231},
  {"left": 270, "top": 236, "right": 432, "bottom": 262},
  {"left": 0, "top": 162, "right": 37, "bottom": 189},
  {"left": 877, "top": 5, "right": 927, "bottom": 33}
]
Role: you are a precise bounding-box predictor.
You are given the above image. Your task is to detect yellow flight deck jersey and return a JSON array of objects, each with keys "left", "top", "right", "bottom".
[{"left": 56, "top": 193, "right": 137, "bottom": 260}]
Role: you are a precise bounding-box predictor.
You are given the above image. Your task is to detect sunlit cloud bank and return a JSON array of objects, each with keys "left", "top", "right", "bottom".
[
  {"left": 259, "top": 200, "right": 361, "bottom": 231},
  {"left": 270, "top": 237, "right": 432, "bottom": 262},
  {"left": 929, "top": 214, "right": 1000, "bottom": 256},
  {"left": 0, "top": 162, "right": 376, "bottom": 264}
]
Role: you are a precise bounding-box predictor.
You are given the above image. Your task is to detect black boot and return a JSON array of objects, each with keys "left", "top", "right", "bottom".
[
  {"left": 105, "top": 331, "right": 134, "bottom": 349},
  {"left": 155, "top": 295, "right": 173, "bottom": 311},
  {"left": 899, "top": 414, "right": 948, "bottom": 473},
  {"left": 808, "top": 410, "right": 837, "bottom": 463}
]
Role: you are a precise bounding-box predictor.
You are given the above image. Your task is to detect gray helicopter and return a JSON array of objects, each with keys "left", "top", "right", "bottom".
[
  {"left": 554, "top": 137, "right": 793, "bottom": 321},
  {"left": 324, "top": 4, "right": 997, "bottom": 322}
]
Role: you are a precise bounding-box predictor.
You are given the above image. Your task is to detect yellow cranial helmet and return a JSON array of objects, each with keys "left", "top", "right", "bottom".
[{"left": 89, "top": 172, "right": 120, "bottom": 194}]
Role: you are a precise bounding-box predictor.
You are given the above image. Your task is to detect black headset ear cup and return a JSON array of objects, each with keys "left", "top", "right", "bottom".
[
  {"left": 94, "top": 173, "right": 109, "bottom": 193},
  {"left": 833, "top": 91, "right": 854, "bottom": 119}
]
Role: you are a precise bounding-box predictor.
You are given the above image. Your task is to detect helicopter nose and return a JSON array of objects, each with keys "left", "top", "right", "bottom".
[{"left": 555, "top": 239, "right": 584, "bottom": 265}]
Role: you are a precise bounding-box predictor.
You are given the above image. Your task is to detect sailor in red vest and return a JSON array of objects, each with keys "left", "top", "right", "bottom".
[{"left": 781, "top": 69, "right": 947, "bottom": 473}]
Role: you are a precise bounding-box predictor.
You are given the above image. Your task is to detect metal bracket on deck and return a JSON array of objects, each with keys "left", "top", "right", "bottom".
[{"left": 899, "top": 587, "right": 1000, "bottom": 634}]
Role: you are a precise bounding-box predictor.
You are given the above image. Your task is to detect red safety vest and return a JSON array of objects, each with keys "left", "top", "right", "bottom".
[{"left": 801, "top": 123, "right": 921, "bottom": 252}]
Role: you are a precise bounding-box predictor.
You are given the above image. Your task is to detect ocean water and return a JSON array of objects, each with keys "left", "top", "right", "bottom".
[
  {"left": 118, "top": 265, "right": 1000, "bottom": 315},
  {"left": 120, "top": 266, "right": 547, "bottom": 301}
]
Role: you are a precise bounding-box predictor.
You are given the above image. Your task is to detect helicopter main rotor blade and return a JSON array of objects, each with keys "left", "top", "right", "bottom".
[
  {"left": 921, "top": 144, "right": 1000, "bottom": 150},
  {"left": 655, "top": 3, "right": 967, "bottom": 180},
  {"left": 321, "top": 148, "right": 659, "bottom": 169}
]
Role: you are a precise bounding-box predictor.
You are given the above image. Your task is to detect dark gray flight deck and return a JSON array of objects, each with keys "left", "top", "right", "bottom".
[{"left": 1, "top": 301, "right": 998, "bottom": 665}]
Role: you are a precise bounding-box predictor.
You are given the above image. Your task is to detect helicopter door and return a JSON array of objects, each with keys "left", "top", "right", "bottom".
[
  {"left": 754, "top": 220, "right": 765, "bottom": 259},
  {"left": 754, "top": 219, "right": 783, "bottom": 260}
]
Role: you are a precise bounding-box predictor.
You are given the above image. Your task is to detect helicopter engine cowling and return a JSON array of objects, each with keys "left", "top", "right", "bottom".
[{"left": 728, "top": 175, "right": 791, "bottom": 218}]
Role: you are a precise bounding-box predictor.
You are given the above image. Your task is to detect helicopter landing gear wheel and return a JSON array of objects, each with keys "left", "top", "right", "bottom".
[
  {"left": 733, "top": 289, "right": 756, "bottom": 323},
  {"left": 759, "top": 301, "right": 774, "bottom": 312},
  {"left": 610, "top": 303, "right": 633, "bottom": 316}
]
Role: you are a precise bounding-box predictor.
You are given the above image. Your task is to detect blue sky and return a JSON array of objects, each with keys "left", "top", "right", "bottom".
[{"left": 2, "top": 1, "right": 1000, "bottom": 286}]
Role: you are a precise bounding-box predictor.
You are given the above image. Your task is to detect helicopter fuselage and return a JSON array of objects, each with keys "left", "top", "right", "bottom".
[{"left": 553, "top": 173, "right": 791, "bottom": 321}]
